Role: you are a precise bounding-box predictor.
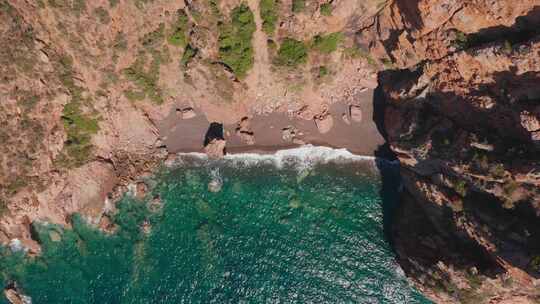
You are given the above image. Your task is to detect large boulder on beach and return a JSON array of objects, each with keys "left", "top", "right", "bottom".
[
  {"left": 314, "top": 114, "right": 334, "bottom": 134},
  {"left": 236, "top": 117, "right": 255, "bottom": 145},
  {"left": 204, "top": 139, "right": 226, "bottom": 159}
]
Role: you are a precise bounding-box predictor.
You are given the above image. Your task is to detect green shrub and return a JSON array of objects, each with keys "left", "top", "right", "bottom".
[
  {"left": 292, "top": 0, "right": 305, "bottom": 13},
  {"left": 454, "top": 180, "right": 467, "bottom": 197},
  {"left": 141, "top": 23, "right": 164, "bottom": 49},
  {"left": 529, "top": 255, "right": 540, "bottom": 272},
  {"left": 94, "top": 7, "right": 110, "bottom": 24},
  {"left": 453, "top": 31, "right": 469, "bottom": 50},
  {"left": 218, "top": 4, "right": 256, "bottom": 79},
  {"left": 0, "top": 200, "right": 7, "bottom": 216},
  {"left": 320, "top": 3, "right": 332, "bottom": 16},
  {"left": 260, "top": 0, "right": 278, "bottom": 35},
  {"left": 275, "top": 38, "right": 307, "bottom": 66},
  {"left": 503, "top": 180, "right": 519, "bottom": 197},
  {"left": 168, "top": 9, "right": 189, "bottom": 47},
  {"left": 54, "top": 55, "right": 99, "bottom": 167},
  {"left": 311, "top": 32, "right": 342, "bottom": 54},
  {"left": 123, "top": 51, "right": 164, "bottom": 104},
  {"left": 318, "top": 66, "right": 328, "bottom": 78},
  {"left": 61, "top": 101, "right": 100, "bottom": 167},
  {"left": 489, "top": 164, "right": 506, "bottom": 178},
  {"left": 181, "top": 44, "right": 197, "bottom": 67}
]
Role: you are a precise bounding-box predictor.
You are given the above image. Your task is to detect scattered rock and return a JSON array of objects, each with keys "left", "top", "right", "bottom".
[
  {"left": 349, "top": 105, "right": 363, "bottom": 123},
  {"left": 38, "top": 49, "right": 49, "bottom": 63},
  {"left": 342, "top": 113, "right": 351, "bottom": 125},
  {"left": 314, "top": 112, "right": 334, "bottom": 134},
  {"left": 235, "top": 117, "right": 255, "bottom": 145},
  {"left": 98, "top": 215, "right": 116, "bottom": 234},
  {"left": 4, "top": 285, "right": 31, "bottom": 304},
  {"left": 208, "top": 179, "right": 222, "bottom": 193},
  {"left": 136, "top": 181, "right": 148, "bottom": 199},
  {"left": 140, "top": 220, "right": 152, "bottom": 234},
  {"left": 294, "top": 105, "right": 315, "bottom": 120},
  {"left": 520, "top": 111, "right": 540, "bottom": 132},
  {"left": 176, "top": 107, "right": 197, "bottom": 119},
  {"left": 470, "top": 142, "right": 495, "bottom": 151},
  {"left": 281, "top": 126, "right": 297, "bottom": 142},
  {"left": 204, "top": 139, "right": 226, "bottom": 159},
  {"left": 149, "top": 195, "right": 163, "bottom": 213}
]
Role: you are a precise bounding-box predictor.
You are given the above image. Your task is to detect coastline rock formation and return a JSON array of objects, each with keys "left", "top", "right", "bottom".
[
  {"left": 1, "top": 0, "right": 539, "bottom": 302},
  {"left": 372, "top": 1, "right": 540, "bottom": 302}
]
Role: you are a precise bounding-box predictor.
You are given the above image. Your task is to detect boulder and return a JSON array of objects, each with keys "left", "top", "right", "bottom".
[
  {"left": 176, "top": 107, "right": 197, "bottom": 119},
  {"left": 520, "top": 111, "right": 540, "bottom": 132},
  {"left": 136, "top": 182, "right": 148, "bottom": 199},
  {"left": 204, "top": 139, "right": 226, "bottom": 159},
  {"left": 236, "top": 117, "right": 255, "bottom": 145},
  {"left": 314, "top": 114, "right": 334, "bottom": 134},
  {"left": 4, "top": 286, "right": 31, "bottom": 304},
  {"left": 349, "top": 105, "right": 363, "bottom": 123},
  {"left": 208, "top": 179, "right": 222, "bottom": 193}
]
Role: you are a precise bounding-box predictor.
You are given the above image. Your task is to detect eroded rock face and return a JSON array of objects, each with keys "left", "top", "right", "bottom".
[
  {"left": 376, "top": 14, "right": 540, "bottom": 303},
  {"left": 357, "top": 0, "right": 540, "bottom": 68}
]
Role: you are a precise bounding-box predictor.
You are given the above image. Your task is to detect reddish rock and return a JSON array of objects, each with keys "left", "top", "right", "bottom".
[
  {"left": 314, "top": 113, "right": 334, "bottom": 134},
  {"left": 520, "top": 111, "right": 540, "bottom": 132},
  {"left": 204, "top": 139, "right": 226, "bottom": 159},
  {"left": 349, "top": 105, "right": 363, "bottom": 123}
]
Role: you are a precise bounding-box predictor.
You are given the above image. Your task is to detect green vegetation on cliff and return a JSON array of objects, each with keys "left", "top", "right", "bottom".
[
  {"left": 260, "top": 0, "right": 278, "bottom": 35},
  {"left": 292, "top": 0, "right": 305, "bottom": 13},
  {"left": 320, "top": 3, "right": 332, "bottom": 16},
  {"left": 56, "top": 55, "right": 100, "bottom": 168},
  {"left": 168, "top": 9, "right": 189, "bottom": 48},
  {"left": 311, "top": 32, "right": 342, "bottom": 54},
  {"left": 123, "top": 51, "right": 164, "bottom": 104},
  {"left": 275, "top": 38, "right": 308, "bottom": 66},
  {"left": 218, "top": 4, "right": 256, "bottom": 78}
]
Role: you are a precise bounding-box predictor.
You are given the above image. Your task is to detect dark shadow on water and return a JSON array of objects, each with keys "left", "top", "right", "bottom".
[
  {"left": 374, "top": 144, "right": 400, "bottom": 248},
  {"left": 372, "top": 85, "right": 401, "bottom": 247}
]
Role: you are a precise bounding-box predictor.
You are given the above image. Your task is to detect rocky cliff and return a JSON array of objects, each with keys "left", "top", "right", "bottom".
[
  {"left": 1, "top": 0, "right": 540, "bottom": 302},
  {"left": 372, "top": 1, "right": 540, "bottom": 302}
]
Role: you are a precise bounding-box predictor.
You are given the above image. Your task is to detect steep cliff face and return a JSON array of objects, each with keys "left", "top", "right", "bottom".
[{"left": 372, "top": 1, "right": 540, "bottom": 302}]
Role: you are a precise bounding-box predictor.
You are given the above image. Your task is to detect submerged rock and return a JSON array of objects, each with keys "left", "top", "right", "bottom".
[
  {"left": 4, "top": 286, "right": 31, "bottom": 304},
  {"left": 208, "top": 179, "right": 222, "bottom": 193}
]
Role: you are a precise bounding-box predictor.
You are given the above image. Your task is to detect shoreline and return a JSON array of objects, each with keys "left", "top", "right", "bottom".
[{"left": 159, "top": 89, "right": 386, "bottom": 158}]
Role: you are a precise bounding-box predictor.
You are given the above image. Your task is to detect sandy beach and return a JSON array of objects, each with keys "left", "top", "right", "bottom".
[{"left": 158, "top": 89, "right": 384, "bottom": 156}]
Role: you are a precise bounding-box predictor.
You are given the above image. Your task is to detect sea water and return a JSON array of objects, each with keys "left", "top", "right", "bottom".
[{"left": 0, "top": 147, "right": 431, "bottom": 303}]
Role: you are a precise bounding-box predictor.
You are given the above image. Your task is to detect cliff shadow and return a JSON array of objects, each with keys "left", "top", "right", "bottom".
[{"left": 203, "top": 122, "right": 224, "bottom": 147}]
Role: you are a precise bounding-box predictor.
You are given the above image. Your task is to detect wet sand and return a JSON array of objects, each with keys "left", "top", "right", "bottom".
[{"left": 158, "top": 89, "right": 385, "bottom": 156}]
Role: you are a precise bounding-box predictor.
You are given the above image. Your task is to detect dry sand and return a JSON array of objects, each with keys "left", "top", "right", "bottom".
[{"left": 158, "top": 89, "right": 384, "bottom": 156}]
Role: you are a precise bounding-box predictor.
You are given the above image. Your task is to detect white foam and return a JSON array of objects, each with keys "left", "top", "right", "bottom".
[{"left": 170, "top": 145, "right": 376, "bottom": 171}]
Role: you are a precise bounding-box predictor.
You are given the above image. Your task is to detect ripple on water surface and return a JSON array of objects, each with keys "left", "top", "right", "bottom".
[{"left": 0, "top": 147, "right": 431, "bottom": 304}]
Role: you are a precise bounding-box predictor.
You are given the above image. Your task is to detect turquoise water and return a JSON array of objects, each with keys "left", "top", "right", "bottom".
[{"left": 0, "top": 149, "right": 431, "bottom": 303}]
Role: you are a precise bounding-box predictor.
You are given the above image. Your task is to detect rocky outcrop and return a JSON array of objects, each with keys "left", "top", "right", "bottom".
[
  {"left": 375, "top": 3, "right": 540, "bottom": 301},
  {"left": 235, "top": 117, "right": 255, "bottom": 145},
  {"left": 357, "top": 0, "right": 540, "bottom": 68}
]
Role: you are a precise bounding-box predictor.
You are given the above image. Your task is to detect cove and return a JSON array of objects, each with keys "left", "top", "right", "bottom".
[{"left": 0, "top": 147, "right": 431, "bottom": 303}]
